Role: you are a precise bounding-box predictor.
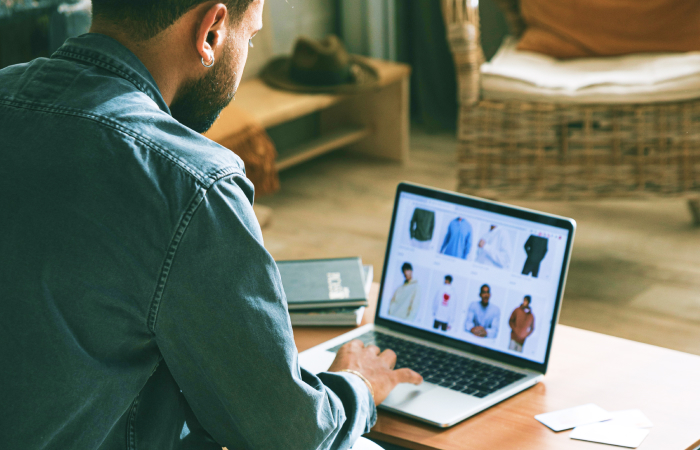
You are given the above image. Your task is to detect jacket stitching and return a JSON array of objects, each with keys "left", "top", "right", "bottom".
[
  {"left": 53, "top": 49, "right": 154, "bottom": 103},
  {"left": 126, "top": 395, "right": 140, "bottom": 450},
  {"left": 147, "top": 187, "right": 207, "bottom": 334},
  {"left": 0, "top": 98, "right": 243, "bottom": 185},
  {"left": 0, "top": 98, "right": 246, "bottom": 336}
]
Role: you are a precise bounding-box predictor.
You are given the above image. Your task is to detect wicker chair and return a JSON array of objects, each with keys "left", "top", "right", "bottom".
[{"left": 441, "top": 0, "right": 700, "bottom": 204}]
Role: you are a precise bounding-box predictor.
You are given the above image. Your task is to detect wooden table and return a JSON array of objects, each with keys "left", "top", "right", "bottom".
[{"left": 293, "top": 284, "right": 700, "bottom": 450}]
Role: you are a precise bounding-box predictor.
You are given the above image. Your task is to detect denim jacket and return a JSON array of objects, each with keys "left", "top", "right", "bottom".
[{"left": 0, "top": 33, "right": 375, "bottom": 450}]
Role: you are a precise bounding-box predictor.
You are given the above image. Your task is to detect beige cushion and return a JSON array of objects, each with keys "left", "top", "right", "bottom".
[
  {"left": 481, "top": 38, "right": 700, "bottom": 104},
  {"left": 517, "top": 0, "right": 700, "bottom": 59}
]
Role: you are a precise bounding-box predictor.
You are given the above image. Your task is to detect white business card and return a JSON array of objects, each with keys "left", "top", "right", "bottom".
[
  {"left": 570, "top": 422, "right": 650, "bottom": 448},
  {"left": 604, "top": 409, "right": 653, "bottom": 429},
  {"left": 535, "top": 403, "right": 612, "bottom": 432}
]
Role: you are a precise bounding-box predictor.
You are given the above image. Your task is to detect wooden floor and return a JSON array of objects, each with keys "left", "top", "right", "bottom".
[{"left": 258, "top": 128, "right": 700, "bottom": 356}]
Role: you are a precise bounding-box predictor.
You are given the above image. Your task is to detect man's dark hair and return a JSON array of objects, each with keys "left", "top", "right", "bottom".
[
  {"left": 444, "top": 275, "right": 453, "bottom": 283},
  {"left": 524, "top": 295, "right": 531, "bottom": 303},
  {"left": 401, "top": 262, "right": 413, "bottom": 273},
  {"left": 92, "top": 0, "right": 255, "bottom": 41},
  {"left": 480, "top": 284, "right": 490, "bottom": 293}
]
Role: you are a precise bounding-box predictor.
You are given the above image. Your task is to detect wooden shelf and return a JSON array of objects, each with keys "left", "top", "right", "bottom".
[
  {"left": 234, "top": 58, "right": 412, "bottom": 129},
  {"left": 275, "top": 126, "right": 371, "bottom": 171},
  {"left": 207, "top": 58, "right": 410, "bottom": 174}
]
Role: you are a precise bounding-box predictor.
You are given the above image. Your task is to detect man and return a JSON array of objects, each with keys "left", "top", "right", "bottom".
[
  {"left": 432, "top": 275, "right": 456, "bottom": 331},
  {"left": 508, "top": 295, "right": 535, "bottom": 352},
  {"left": 476, "top": 224, "right": 512, "bottom": 269},
  {"left": 387, "top": 262, "right": 421, "bottom": 321},
  {"left": 465, "top": 284, "right": 501, "bottom": 339},
  {"left": 0, "top": 1, "right": 421, "bottom": 449}
]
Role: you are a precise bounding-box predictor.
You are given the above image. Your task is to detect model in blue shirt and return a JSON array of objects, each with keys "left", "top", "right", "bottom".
[
  {"left": 465, "top": 284, "right": 501, "bottom": 339},
  {"left": 0, "top": 1, "right": 421, "bottom": 449},
  {"left": 440, "top": 217, "right": 473, "bottom": 259}
]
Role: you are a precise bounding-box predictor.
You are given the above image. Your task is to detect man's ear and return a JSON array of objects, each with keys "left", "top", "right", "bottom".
[{"left": 195, "top": 3, "right": 228, "bottom": 64}]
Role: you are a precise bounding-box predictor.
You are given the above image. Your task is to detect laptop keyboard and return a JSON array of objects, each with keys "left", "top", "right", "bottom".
[{"left": 328, "top": 331, "right": 526, "bottom": 398}]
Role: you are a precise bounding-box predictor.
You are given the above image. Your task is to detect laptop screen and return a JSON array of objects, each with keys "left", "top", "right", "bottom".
[{"left": 376, "top": 184, "right": 574, "bottom": 368}]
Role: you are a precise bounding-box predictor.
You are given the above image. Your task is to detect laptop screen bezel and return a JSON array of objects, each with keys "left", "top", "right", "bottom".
[{"left": 374, "top": 182, "right": 576, "bottom": 374}]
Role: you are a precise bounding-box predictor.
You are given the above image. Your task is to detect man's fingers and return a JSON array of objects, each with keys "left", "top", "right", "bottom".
[
  {"left": 379, "top": 348, "right": 397, "bottom": 369},
  {"left": 393, "top": 368, "right": 423, "bottom": 385},
  {"left": 345, "top": 339, "right": 364, "bottom": 350},
  {"left": 366, "top": 344, "right": 381, "bottom": 355}
]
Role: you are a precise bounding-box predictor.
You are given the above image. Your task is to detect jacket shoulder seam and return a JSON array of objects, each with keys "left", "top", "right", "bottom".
[
  {"left": 147, "top": 187, "right": 206, "bottom": 334},
  {"left": 0, "top": 97, "right": 242, "bottom": 186},
  {"left": 53, "top": 49, "right": 153, "bottom": 102},
  {"left": 147, "top": 171, "right": 250, "bottom": 334}
]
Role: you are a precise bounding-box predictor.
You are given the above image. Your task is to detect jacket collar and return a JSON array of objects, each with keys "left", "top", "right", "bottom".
[{"left": 52, "top": 33, "right": 171, "bottom": 115}]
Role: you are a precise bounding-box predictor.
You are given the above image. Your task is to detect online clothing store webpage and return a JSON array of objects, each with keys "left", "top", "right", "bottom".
[{"left": 378, "top": 192, "right": 570, "bottom": 364}]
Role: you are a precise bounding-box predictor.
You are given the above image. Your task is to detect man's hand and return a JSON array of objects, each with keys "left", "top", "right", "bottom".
[
  {"left": 328, "top": 340, "right": 423, "bottom": 405},
  {"left": 470, "top": 326, "right": 487, "bottom": 337},
  {"left": 478, "top": 239, "right": 485, "bottom": 248}
]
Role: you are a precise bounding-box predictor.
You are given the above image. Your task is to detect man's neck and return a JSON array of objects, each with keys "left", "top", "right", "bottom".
[{"left": 88, "top": 24, "right": 185, "bottom": 105}]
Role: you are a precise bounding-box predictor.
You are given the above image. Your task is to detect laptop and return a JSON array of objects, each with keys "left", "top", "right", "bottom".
[{"left": 299, "top": 182, "right": 576, "bottom": 428}]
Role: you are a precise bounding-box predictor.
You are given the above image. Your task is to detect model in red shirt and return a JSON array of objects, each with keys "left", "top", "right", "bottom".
[{"left": 508, "top": 295, "right": 535, "bottom": 352}]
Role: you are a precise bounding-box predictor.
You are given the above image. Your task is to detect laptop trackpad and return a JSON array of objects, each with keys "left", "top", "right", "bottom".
[
  {"left": 300, "top": 351, "right": 480, "bottom": 425},
  {"left": 383, "top": 382, "right": 437, "bottom": 407},
  {"left": 382, "top": 383, "right": 480, "bottom": 425}
]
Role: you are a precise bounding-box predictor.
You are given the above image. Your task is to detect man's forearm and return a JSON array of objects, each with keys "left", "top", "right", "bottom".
[
  {"left": 154, "top": 177, "right": 375, "bottom": 449},
  {"left": 315, "top": 371, "right": 377, "bottom": 448}
]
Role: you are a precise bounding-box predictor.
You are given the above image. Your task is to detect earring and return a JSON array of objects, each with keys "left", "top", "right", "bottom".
[{"left": 201, "top": 55, "right": 215, "bottom": 68}]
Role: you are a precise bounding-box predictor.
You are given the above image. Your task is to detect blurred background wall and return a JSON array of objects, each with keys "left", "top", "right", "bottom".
[
  {"left": 337, "top": 0, "right": 509, "bottom": 131},
  {"left": 0, "top": 0, "right": 509, "bottom": 131},
  {"left": 0, "top": 0, "right": 91, "bottom": 68}
]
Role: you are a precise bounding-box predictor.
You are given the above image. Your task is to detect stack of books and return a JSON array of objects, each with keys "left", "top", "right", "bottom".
[{"left": 276, "top": 257, "right": 373, "bottom": 326}]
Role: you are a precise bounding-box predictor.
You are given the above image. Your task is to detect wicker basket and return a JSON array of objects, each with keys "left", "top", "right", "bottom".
[{"left": 442, "top": 0, "right": 700, "bottom": 199}]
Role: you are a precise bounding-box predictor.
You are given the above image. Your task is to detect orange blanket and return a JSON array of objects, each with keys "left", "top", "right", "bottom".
[
  {"left": 204, "top": 104, "right": 279, "bottom": 196},
  {"left": 517, "top": 0, "right": 700, "bottom": 59}
]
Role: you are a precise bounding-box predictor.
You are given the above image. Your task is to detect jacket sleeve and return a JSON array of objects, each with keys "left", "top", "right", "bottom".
[
  {"left": 484, "top": 230, "right": 511, "bottom": 268},
  {"left": 524, "top": 235, "right": 533, "bottom": 255},
  {"left": 408, "top": 284, "right": 421, "bottom": 322},
  {"left": 465, "top": 303, "right": 475, "bottom": 332},
  {"left": 388, "top": 284, "right": 400, "bottom": 316},
  {"left": 432, "top": 290, "right": 439, "bottom": 317},
  {"left": 153, "top": 174, "right": 375, "bottom": 449},
  {"left": 428, "top": 211, "right": 435, "bottom": 238},
  {"left": 485, "top": 308, "right": 500, "bottom": 338},
  {"left": 409, "top": 210, "right": 418, "bottom": 239},
  {"left": 462, "top": 224, "right": 472, "bottom": 259},
  {"left": 440, "top": 223, "right": 451, "bottom": 254}
]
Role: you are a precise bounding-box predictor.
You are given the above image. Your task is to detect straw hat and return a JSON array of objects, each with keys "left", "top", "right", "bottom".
[{"left": 260, "top": 35, "right": 379, "bottom": 93}]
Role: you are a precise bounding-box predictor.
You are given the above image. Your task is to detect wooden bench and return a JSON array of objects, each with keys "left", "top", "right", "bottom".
[{"left": 227, "top": 58, "right": 411, "bottom": 171}]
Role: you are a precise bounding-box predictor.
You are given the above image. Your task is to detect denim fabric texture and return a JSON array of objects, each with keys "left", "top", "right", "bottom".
[{"left": 0, "top": 33, "right": 375, "bottom": 450}]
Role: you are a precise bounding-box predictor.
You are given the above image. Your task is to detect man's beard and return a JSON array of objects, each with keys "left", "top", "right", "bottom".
[{"left": 170, "top": 43, "right": 237, "bottom": 133}]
